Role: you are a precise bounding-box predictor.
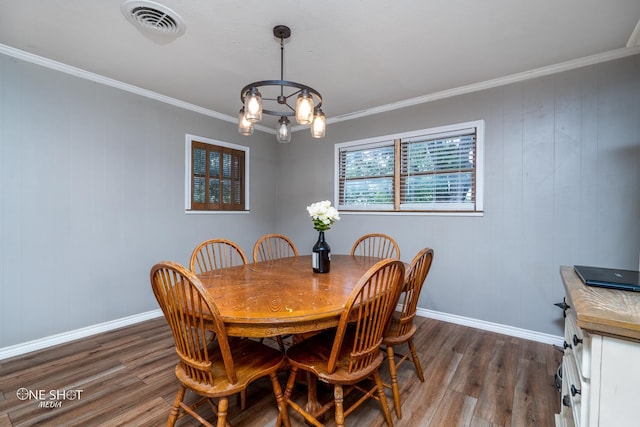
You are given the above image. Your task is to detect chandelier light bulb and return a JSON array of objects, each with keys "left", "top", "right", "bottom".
[
  {"left": 310, "top": 109, "right": 326, "bottom": 138},
  {"left": 295, "top": 89, "right": 314, "bottom": 125},
  {"left": 277, "top": 116, "right": 291, "bottom": 143},
  {"left": 244, "top": 87, "right": 262, "bottom": 123},
  {"left": 238, "top": 108, "right": 254, "bottom": 136}
]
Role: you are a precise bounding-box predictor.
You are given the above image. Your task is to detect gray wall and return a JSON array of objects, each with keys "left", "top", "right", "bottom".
[
  {"left": 1, "top": 51, "right": 638, "bottom": 349},
  {"left": 0, "top": 53, "right": 277, "bottom": 347},
  {"left": 276, "top": 55, "right": 640, "bottom": 337}
]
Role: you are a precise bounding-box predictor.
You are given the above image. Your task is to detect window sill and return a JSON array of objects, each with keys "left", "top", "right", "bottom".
[
  {"left": 185, "top": 210, "right": 250, "bottom": 215},
  {"left": 338, "top": 210, "right": 484, "bottom": 217}
]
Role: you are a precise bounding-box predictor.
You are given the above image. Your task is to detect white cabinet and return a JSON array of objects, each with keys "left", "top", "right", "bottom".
[
  {"left": 556, "top": 305, "right": 589, "bottom": 426},
  {"left": 555, "top": 267, "right": 640, "bottom": 427}
]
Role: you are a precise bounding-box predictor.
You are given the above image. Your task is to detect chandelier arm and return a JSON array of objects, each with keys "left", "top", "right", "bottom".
[
  {"left": 263, "top": 102, "right": 296, "bottom": 117},
  {"left": 240, "top": 80, "right": 323, "bottom": 117},
  {"left": 259, "top": 97, "right": 297, "bottom": 114},
  {"left": 261, "top": 105, "right": 295, "bottom": 116}
]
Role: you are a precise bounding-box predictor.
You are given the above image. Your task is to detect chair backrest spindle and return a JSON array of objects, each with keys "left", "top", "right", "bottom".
[
  {"left": 394, "top": 247, "right": 434, "bottom": 337},
  {"left": 253, "top": 234, "right": 298, "bottom": 263},
  {"left": 189, "top": 238, "right": 248, "bottom": 274},
  {"left": 350, "top": 233, "right": 400, "bottom": 259}
]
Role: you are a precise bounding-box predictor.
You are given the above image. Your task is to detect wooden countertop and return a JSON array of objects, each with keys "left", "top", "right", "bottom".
[{"left": 560, "top": 265, "right": 640, "bottom": 342}]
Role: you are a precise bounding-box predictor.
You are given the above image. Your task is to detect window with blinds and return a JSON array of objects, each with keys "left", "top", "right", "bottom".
[
  {"left": 338, "top": 142, "right": 395, "bottom": 208},
  {"left": 186, "top": 135, "right": 248, "bottom": 212},
  {"left": 336, "top": 121, "right": 483, "bottom": 213}
]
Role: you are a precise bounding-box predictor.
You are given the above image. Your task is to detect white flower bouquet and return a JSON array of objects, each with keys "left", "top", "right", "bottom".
[{"left": 306, "top": 200, "right": 340, "bottom": 232}]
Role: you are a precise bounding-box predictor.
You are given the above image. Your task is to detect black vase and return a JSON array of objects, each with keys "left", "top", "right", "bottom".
[{"left": 312, "top": 231, "right": 331, "bottom": 273}]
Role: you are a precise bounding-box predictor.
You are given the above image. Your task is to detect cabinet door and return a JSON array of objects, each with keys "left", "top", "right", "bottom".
[{"left": 596, "top": 336, "right": 640, "bottom": 426}]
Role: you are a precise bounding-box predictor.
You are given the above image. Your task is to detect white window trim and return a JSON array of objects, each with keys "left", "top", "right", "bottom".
[
  {"left": 184, "top": 134, "right": 250, "bottom": 213},
  {"left": 334, "top": 120, "right": 484, "bottom": 216}
]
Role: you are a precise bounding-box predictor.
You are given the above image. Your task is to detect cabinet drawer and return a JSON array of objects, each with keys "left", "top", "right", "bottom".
[
  {"left": 563, "top": 353, "right": 581, "bottom": 426},
  {"left": 564, "top": 309, "right": 591, "bottom": 380},
  {"left": 563, "top": 351, "right": 590, "bottom": 427}
]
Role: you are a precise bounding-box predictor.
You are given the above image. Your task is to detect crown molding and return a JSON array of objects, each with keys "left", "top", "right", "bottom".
[
  {"left": 2, "top": 43, "right": 639, "bottom": 133},
  {"left": 628, "top": 19, "right": 640, "bottom": 47},
  {"left": 328, "top": 46, "right": 640, "bottom": 125},
  {"left": 0, "top": 44, "right": 274, "bottom": 131}
]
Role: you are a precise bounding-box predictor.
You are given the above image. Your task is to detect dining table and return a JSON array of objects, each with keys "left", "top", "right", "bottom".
[{"left": 196, "top": 254, "right": 386, "bottom": 339}]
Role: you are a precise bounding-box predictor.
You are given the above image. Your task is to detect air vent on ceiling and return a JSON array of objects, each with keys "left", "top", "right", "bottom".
[{"left": 121, "top": 0, "right": 186, "bottom": 37}]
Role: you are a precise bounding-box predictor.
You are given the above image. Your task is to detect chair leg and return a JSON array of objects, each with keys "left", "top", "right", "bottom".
[
  {"left": 408, "top": 338, "right": 425, "bottom": 381},
  {"left": 279, "top": 368, "right": 325, "bottom": 427},
  {"left": 386, "top": 345, "right": 402, "bottom": 419},
  {"left": 239, "top": 390, "right": 246, "bottom": 410},
  {"left": 305, "top": 372, "right": 321, "bottom": 416},
  {"left": 334, "top": 384, "right": 345, "bottom": 427},
  {"left": 216, "top": 397, "right": 228, "bottom": 427},
  {"left": 276, "top": 367, "right": 298, "bottom": 427},
  {"left": 167, "top": 385, "right": 186, "bottom": 426},
  {"left": 260, "top": 336, "right": 286, "bottom": 353},
  {"left": 270, "top": 371, "right": 291, "bottom": 427},
  {"left": 374, "top": 371, "right": 394, "bottom": 427}
]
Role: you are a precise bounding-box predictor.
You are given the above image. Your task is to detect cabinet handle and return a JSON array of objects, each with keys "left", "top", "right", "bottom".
[
  {"left": 554, "top": 299, "right": 570, "bottom": 317},
  {"left": 571, "top": 384, "right": 581, "bottom": 396},
  {"left": 573, "top": 335, "right": 583, "bottom": 346},
  {"left": 562, "top": 395, "right": 571, "bottom": 407},
  {"left": 563, "top": 341, "right": 572, "bottom": 350}
]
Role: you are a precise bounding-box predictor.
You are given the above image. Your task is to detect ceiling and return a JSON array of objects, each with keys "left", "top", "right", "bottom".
[{"left": 1, "top": 1, "right": 640, "bottom": 133}]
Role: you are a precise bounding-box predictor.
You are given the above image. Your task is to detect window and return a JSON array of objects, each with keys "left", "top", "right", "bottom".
[
  {"left": 185, "top": 135, "right": 249, "bottom": 212},
  {"left": 335, "top": 121, "right": 483, "bottom": 213}
]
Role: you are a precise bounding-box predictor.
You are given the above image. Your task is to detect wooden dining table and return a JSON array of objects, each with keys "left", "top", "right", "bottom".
[{"left": 196, "top": 254, "right": 385, "bottom": 338}]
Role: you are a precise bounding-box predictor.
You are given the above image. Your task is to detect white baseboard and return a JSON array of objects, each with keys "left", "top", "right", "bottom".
[
  {"left": 416, "top": 308, "right": 564, "bottom": 347},
  {"left": 0, "top": 309, "right": 164, "bottom": 361},
  {"left": 0, "top": 307, "right": 563, "bottom": 361}
]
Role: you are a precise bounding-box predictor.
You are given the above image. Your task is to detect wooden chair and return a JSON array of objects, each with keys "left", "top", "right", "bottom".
[
  {"left": 279, "top": 258, "right": 405, "bottom": 427},
  {"left": 252, "top": 233, "right": 298, "bottom": 352},
  {"left": 189, "top": 239, "right": 252, "bottom": 407},
  {"left": 382, "top": 247, "right": 434, "bottom": 418},
  {"left": 253, "top": 233, "right": 298, "bottom": 263},
  {"left": 350, "top": 233, "right": 400, "bottom": 259},
  {"left": 150, "top": 261, "right": 291, "bottom": 427},
  {"left": 190, "top": 238, "right": 248, "bottom": 274}
]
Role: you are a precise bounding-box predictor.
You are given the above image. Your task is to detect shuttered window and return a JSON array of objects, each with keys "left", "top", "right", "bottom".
[
  {"left": 186, "top": 135, "right": 248, "bottom": 212},
  {"left": 336, "top": 121, "right": 483, "bottom": 213}
]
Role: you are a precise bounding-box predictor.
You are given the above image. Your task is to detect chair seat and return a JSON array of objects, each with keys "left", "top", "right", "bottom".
[
  {"left": 286, "top": 328, "right": 384, "bottom": 385},
  {"left": 382, "top": 315, "right": 417, "bottom": 346},
  {"left": 176, "top": 337, "right": 286, "bottom": 397}
]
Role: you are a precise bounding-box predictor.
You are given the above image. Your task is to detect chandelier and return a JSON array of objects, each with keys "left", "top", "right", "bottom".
[{"left": 238, "top": 25, "right": 326, "bottom": 143}]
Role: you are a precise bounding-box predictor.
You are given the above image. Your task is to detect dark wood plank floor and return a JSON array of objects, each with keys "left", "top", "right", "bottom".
[{"left": 0, "top": 316, "right": 562, "bottom": 426}]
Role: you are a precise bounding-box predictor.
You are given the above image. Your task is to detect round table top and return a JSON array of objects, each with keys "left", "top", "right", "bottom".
[{"left": 197, "top": 255, "right": 384, "bottom": 337}]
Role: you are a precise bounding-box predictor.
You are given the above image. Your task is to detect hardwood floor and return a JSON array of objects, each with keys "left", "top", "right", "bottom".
[{"left": 0, "top": 317, "right": 562, "bottom": 426}]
